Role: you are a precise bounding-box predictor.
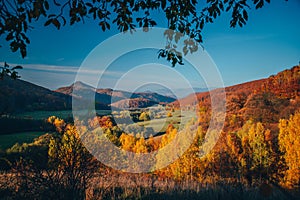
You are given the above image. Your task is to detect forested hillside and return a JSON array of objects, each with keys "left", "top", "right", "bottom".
[
  {"left": 0, "top": 76, "right": 72, "bottom": 113},
  {"left": 0, "top": 66, "right": 299, "bottom": 199}
]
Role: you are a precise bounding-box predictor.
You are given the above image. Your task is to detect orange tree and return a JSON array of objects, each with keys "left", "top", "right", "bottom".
[{"left": 278, "top": 112, "right": 300, "bottom": 188}]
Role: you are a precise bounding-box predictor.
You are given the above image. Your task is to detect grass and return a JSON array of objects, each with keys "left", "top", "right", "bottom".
[
  {"left": 13, "top": 110, "right": 111, "bottom": 120},
  {"left": 0, "top": 132, "right": 45, "bottom": 150},
  {"left": 136, "top": 110, "right": 196, "bottom": 134},
  {"left": 0, "top": 110, "right": 111, "bottom": 150},
  {"left": 2, "top": 109, "right": 195, "bottom": 149}
]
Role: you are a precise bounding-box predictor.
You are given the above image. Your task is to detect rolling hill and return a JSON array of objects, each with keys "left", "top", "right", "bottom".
[
  {"left": 0, "top": 76, "right": 72, "bottom": 114},
  {"left": 171, "top": 65, "right": 300, "bottom": 132},
  {"left": 0, "top": 78, "right": 176, "bottom": 114},
  {"left": 0, "top": 78, "right": 111, "bottom": 114},
  {"left": 56, "top": 81, "right": 176, "bottom": 109},
  {"left": 1, "top": 65, "right": 299, "bottom": 117},
  {"left": 110, "top": 98, "right": 158, "bottom": 109}
]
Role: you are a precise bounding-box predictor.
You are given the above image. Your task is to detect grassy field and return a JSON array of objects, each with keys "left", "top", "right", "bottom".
[
  {"left": 2, "top": 109, "right": 195, "bottom": 149},
  {"left": 136, "top": 110, "right": 196, "bottom": 134},
  {"left": 0, "top": 132, "right": 45, "bottom": 150},
  {"left": 13, "top": 110, "right": 111, "bottom": 120}
]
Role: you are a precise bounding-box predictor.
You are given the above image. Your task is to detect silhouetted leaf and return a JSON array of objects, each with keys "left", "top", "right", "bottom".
[
  {"left": 6, "top": 32, "right": 14, "bottom": 41},
  {"left": 53, "top": 0, "right": 61, "bottom": 6},
  {"left": 12, "top": 65, "right": 23, "bottom": 70},
  {"left": 20, "top": 46, "right": 26, "bottom": 58},
  {"left": 243, "top": 10, "right": 248, "bottom": 21},
  {"left": 86, "top": 3, "right": 93, "bottom": 7},
  {"left": 44, "top": 1, "right": 49, "bottom": 10},
  {"left": 52, "top": 18, "right": 60, "bottom": 29},
  {"left": 161, "top": 0, "right": 166, "bottom": 9},
  {"left": 44, "top": 19, "right": 52, "bottom": 26}
]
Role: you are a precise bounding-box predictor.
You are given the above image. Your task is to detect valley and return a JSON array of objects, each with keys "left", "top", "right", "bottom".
[{"left": 0, "top": 65, "right": 299, "bottom": 199}]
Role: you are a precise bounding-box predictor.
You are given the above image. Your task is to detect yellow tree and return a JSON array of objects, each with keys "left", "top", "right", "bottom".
[
  {"left": 139, "top": 111, "right": 150, "bottom": 121},
  {"left": 146, "top": 135, "right": 160, "bottom": 151},
  {"left": 119, "top": 133, "right": 136, "bottom": 152},
  {"left": 132, "top": 137, "right": 148, "bottom": 153},
  {"left": 48, "top": 117, "right": 98, "bottom": 199},
  {"left": 155, "top": 123, "right": 205, "bottom": 182},
  {"left": 236, "top": 121, "right": 273, "bottom": 185},
  {"left": 174, "top": 126, "right": 204, "bottom": 182},
  {"left": 132, "top": 137, "right": 151, "bottom": 172},
  {"left": 248, "top": 123, "right": 271, "bottom": 182},
  {"left": 278, "top": 112, "right": 300, "bottom": 188},
  {"left": 226, "top": 132, "right": 244, "bottom": 181},
  {"left": 155, "top": 125, "right": 178, "bottom": 178}
]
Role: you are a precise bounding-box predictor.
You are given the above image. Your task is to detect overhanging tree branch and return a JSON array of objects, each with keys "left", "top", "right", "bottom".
[{"left": 0, "top": 0, "right": 280, "bottom": 67}]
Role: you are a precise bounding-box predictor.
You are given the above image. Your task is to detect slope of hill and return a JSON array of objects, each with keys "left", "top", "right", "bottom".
[
  {"left": 171, "top": 79, "right": 266, "bottom": 107},
  {"left": 2, "top": 65, "right": 298, "bottom": 116},
  {"left": 0, "top": 78, "right": 176, "bottom": 115},
  {"left": 0, "top": 76, "right": 72, "bottom": 114},
  {"left": 56, "top": 81, "right": 114, "bottom": 106},
  {"left": 110, "top": 98, "right": 158, "bottom": 109},
  {"left": 262, "top": 65, "right": 300, "bottom": 98},
  {"left": 55, "top": 81, "right": 94, "bottom": 98},
  {"left": 171, "top": 65, "right": 300, "bottom": 131},
  {"left": 139, "top": 87, "right": 210, "bottom": 98},
  {"left": 131, "top": 92, "right": 176, "bottom": 104}
]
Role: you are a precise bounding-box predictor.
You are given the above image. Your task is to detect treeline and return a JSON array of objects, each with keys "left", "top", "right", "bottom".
[{"left": 0, "top": 113, "right": 299, "bottom": 199}]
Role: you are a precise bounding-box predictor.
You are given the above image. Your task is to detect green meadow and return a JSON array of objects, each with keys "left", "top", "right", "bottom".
[{"left": 0, "top": 131, "right": 45, "bottom": 150}]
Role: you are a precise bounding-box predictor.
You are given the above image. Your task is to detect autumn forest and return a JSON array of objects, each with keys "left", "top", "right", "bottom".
[
  {"left": 0, "top": 65, "right": 298, "bottom": 199},
  {"left": 0, "top": 0, "right": 299, "bottom": 199}
]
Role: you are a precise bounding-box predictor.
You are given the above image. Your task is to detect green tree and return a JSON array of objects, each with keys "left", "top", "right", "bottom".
[
  {"left": 234, "top": 121, "right": 274, "bottom": 185},
  {"left": 247, "top": 122, "right": 272, "bottom": 182}
]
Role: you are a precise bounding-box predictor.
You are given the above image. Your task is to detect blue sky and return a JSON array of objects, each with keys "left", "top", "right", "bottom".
[{"left": 0, "top": 0, "right": 299, "bottom": 91}]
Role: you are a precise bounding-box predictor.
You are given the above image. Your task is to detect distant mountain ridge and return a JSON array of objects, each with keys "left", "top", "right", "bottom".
[
  {"left": 0, "top": 79, "right": 176, "bottom": 114},
  {"left": 55, "top": 81, "right": 176, "bottom": 109},
  {"left": 1, "top": 65, "right": 299, "bottom": 115},
  {"left": 137, "top": 87, "right": 210, "bottom": 98}
]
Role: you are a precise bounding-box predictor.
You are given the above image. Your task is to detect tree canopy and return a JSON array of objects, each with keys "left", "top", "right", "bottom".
[{"left": 0, "top": 0, "right": 280, "bottom": 67}]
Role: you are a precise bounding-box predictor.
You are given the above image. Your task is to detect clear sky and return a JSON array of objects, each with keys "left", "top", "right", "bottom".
[{"left": 0, "top": 0, "right": 299, "bottom": 91}]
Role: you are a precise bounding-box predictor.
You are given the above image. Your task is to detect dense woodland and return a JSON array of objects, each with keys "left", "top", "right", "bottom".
[
  {"left": 0, "top": 66, "right": 299, "bottom": 199},
  {"left": 0, "top": 0, "right": 298, "bottom": 199}
]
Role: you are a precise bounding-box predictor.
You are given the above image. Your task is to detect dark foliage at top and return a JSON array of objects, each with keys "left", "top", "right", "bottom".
[{"left": 0, "top": 0, "right": 278, "bottom": 67}]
